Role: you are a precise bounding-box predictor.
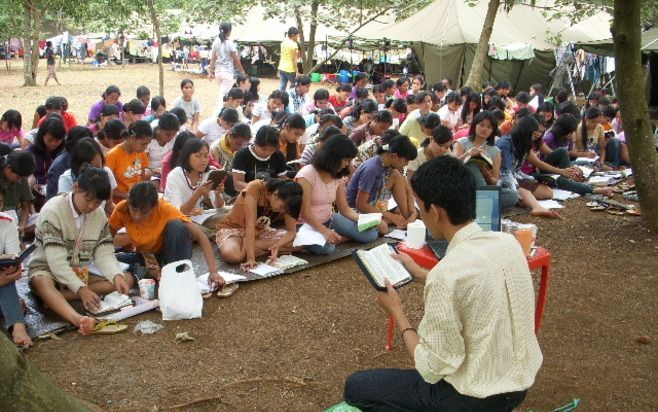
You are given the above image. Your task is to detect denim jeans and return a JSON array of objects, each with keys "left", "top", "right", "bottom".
[
  {"left": 0, "top": 282, "right": 24, "bottom": 330},
  {"left": 604, "top": 137, "right": 628, "bottom": 167},
  {"left": 305, "top": 213, "right": 379, "bottom": 255},
  {"left": 464, "top": 163, "right": 519, "bottom": 210},
  {"left": 542, "top": 148, "right": 593, "bottom": 195},
  {"left": 345, "top": 368, "right": 527, "bottom": 412},
  {"left": 117, "top": 219, "right": 193, "bottom": 277},
  {"left": 278, "top": 70, "right": 296, "bottom": 91}
]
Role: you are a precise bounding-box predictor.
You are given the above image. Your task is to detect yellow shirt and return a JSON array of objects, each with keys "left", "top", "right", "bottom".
[{"left": 278, "top": 38, "right": 298, "bottom": 73}]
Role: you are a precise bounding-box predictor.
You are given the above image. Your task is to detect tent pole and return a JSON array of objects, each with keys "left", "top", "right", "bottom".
[{"left": 514, "top": 59, "right": 525, "bottom": 92}]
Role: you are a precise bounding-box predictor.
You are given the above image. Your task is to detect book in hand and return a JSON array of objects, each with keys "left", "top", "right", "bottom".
[
  {"left": 463, "top": 152, "right": 493, "bottom": 168},
  {"left": 0, "top": 243, "right": 37, "bottom": 268},
  {"left": 87, "top": 291, "right": 133, "bottom": 315},
  {"left": 352, "top": 244, "right": 413, "bottom": 291},
  {"left": 357, "top": 213, "right": 382, "bottom": 232}
]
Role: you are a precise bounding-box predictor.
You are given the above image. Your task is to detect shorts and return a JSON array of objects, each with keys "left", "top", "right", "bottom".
[
  {"left": 47, "top": 64, "right": 56, "bottom": 76},
  {"left": 215, "top": 227, "right": 287, "bottom": 249},
  {"left": 29, "top": 268, "right": 107, "bottom": 291}
]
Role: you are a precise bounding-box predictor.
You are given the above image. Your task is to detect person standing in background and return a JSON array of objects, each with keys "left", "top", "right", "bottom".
[
  {"left": 278, "top": 27, "right": 300, "bottom": 91},
  {"left": 44, "top": 41, "right": 60, "bottom": 86},
  {"left": 209, "top": 22, "right": 245, "bottom": 117}
]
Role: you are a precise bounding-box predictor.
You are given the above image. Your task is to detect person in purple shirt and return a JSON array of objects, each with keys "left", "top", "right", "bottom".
[
  {"left": 346, "top": 135, "right": 418, "bottom": 232},
  {"left": 349, "top": 72, "right": 369, "bottom": 100},
  {"left": 27, "top": 114, "right": 65, "bottom": 188},
  {"left": 87, "top": 85, "right": 123, "bottom": 126},
  {"left": 539, "top": 113, "right": 579, "bottom": 170}
]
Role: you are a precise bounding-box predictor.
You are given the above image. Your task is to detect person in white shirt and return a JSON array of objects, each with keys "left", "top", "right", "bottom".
[
  {"left": 344, "top": 155, "right": 542, "bottom": 411},
  {"left": 195, "top": 108, "right": 239, "bottom": 146},
  {"left": 251, "top": 89, "right": 286, "bottom": 126},
  {"left": 147, "top": 113, "right": 180, "bottom": 176},
  {"left": 208, "top": 22, "right": 245, "bottom": 116},
  {"left": 437, "top": 91, "right": 462, "bottom": 132}
]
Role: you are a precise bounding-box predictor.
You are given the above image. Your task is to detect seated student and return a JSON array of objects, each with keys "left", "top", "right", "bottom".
[
  {"left": 385, "top": 98, "right": 408, "bottom": 131},
  {"left": 172, "top": 79, "right": 201, "bottom": 131},
  {"left": 600, "top": 106, "right": 617, "bottom": 132},
  {"left": 353, "top": 129, "right": 400, "bottom": 169},
  {"left": 195, "top": 107, "right": 239, "bottom": 146},
  {"left": 346, "top": 135, "right": 418, "bottom": 231},
  {"left": 350, "top": 73, "right": 369, "bottom": 100},
  {"left": 343, "top": 100, "right": 377, "bottom": 136},
  {"left": 29, "top": 167, "right": 133, "bottom": 335},
  {"left": 232, "top": 126, "right": 287, "bottom": 192},
  {"left": 88, "top": 85, "right": 123, "bottom": 126},
  {"left": 530, "top": 82, "right": 545, "bottom": 106},
  {"left": 344, "top": 155, "right": 542, "bottom": 411},
  {"left": 500, "top": 107, "right": 532, "bottom": 137},
  {"left": 372, "top": 84, "right": 388, "bottom": 110},
  {"left": 35, "top": 97, "right": 77, "bottom": 133},
  {"left": 27, "top": 114, "right": 66, "bottom": 204},
  {"left": 121, "top": 99, "right": 147, "bottom": 128},
  {"left": 0, "top": 110, "right": 27, "bottom": 148},
  {"left": 106, "top": 120, "right": 153, "bottom": 203},
  {"left": 329, "top": 84, "right": 352, "bottom": 112},
  {"left": 110, "top": 182, "right": 225, "bottom": 286},
  {"left": 296, "top": 135, "right": 380, "bottom": 255},
  {"left": 430, "top": 82, "right": 447, "bottom": 111},
  {"left": 95, "top": 119, "right": 127, "bottom": 157},
  {"left": 398, "top": 112, "right": 440, "bottom": 148},
  {"left": 399, "top": 92, "right": 434, "bottom": 139},
  {"left": 405, "top": 94, "right": 419, "bottom": 115},
  {"left": 495, "top": 79, "right": 514, "bottom": 109},
  {"left": 575, "top": 107, "right": 629, "bottom": 170},
  {"left": 164, "top": 139, "right": 226, "bottom": 235},
  {"left": 216, "top": 178, "right": 302, "bottom": 269},
  {"left": 455, "top": 92, "right": 482, "bottom": 136},
  {"left": 303, "top": 113, "right": 343, "bottom": 148},
  {"left": 209, "top": 123, "right": 251, "bottom": 197},
  {"left": 514, "top": 91, "right": 533, "bottom": 113},
  {"left": 251, "top": 89, "right": 286, "bottom": 126},
  {"left": 58, "top": 137, "right": 117, "bottom": 215},
  {"left": 273, "top": 113, "right": 306, "bottom": 163},
  {"left": 542, "top": 113, "right": 579, "bottom": 158},
  {"left": 406, "top": 125, "right": 453, "bottom": 182},
  {"left": 340, "top": 87, "right": 370, "bottom": 119},
  {"left": 144, "top": 96, "right": 166, "bottom": 124},
  {"left": 0, "top": 147, "right": 35, "bottom": 237},
  {"left": 300, "top": 125, "right": 343, "bottom": 167},
  {"left": 31, "top": 105, "right": 47, "bottom": 130},
  {"left": 46, "top": 126, "right": 94, "bottom": 200},
  {"left": 89, "top": 104, "right": 120, "bottom": 136},
  {"left": 136, "top": 85, "right": 151, "bottom": 115},
  {"left": 303, "top": 88, "right": 334, "bottom": 116},
  {"left": 234, "top": 73, "right": 251, "bottom": 94},
  {"left": 287, "top": 75, "right": 312, "bottom": 114},
  {"left": 0, "top": 191, "right": 31, "bottom": 346},
  {"left": 349, "top": 110, "right": 393, "bottom": 147},
  {"left": 437, "top": 91, "right": 461, "bottom": 132},
  {"left": 411, "top": 75, "right": 425, "bottom": 95},
  {"left": 147, "top": 113, "right": 180, "bottom": 179},
  {"left": 381, "top": 79, "right": 396, "bottom": 100},
  {"left": 536, "top": 101, "right": 555, "bottom": 130},
  {"left": 394, "top": 77, "right": 412, "bottom": 99},
  {"left": 216, "top": 87, "right": 246, "bottom": 122},
  {"left": 160, "top": 131, "right": 196, "bottom": 192}
]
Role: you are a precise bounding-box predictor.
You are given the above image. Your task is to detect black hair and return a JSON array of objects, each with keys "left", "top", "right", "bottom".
[
  {"left": 487, "top": 96, "right": 506, "bottom": 111},
  {"left": 128, "top": 120, "right": 153, "bottom": 139},
  {"left": 2, "top": 149, "right": 35, "bottom": 177},
  {"left": 376, "top": 135, "right": 417, "bottom": 160},
  {"left": 414, "top": 91, "right": 432, "bottom": 104},
  {"left": 336, "top": 84, "right": 352, "bottom": 93},
  {"left": 598, "top": 96, "right": 611, "bottom": 106},
  {"left": 353, "top": 72, "right": 368, "bottom": 85},
  {"left": 60, "top": 97, "right": 69, "bottom": 111},
  {"left": 419, "top": 113, "right": 441, "bottom": 130},
  {"left": 123, "top": 99, "right": 146, "bottom": 115},
  {"left": 102, "top": 85, "right": 121, "bottom": 99},
  {"left": 65, "top": 126, "right": 94, "bottom": 153},
  {"left": 413, "top": 75, "right": 425, "bottom": 87},
  {"left": 35, "top": 105, "right": 47, "bottom": 119},
  {"left": 169, "top": 131, "right": 197, "bottom": 168},
  {"left": 275, "top": 113, "right": 306, "bottom": 130},
  {"left": 316, "top": 126, "right": 343, "bottom": 143},
  {"left": 159, "top": 112, "right": 182, "bottom": 132},
  {"left": 287, "top": 27, "right": 299, "bottom": 37},
  {"left": 101, "top": 104, "right": 120, "bottom": 117},
  {"left": 555, "top": 88, "right": 569, "bottom": 105},
  {"left": 352, "top": 99, "right": 378, "bottom": 120},
  {"left": 460, "top": 86, "right": 473, "bottom": 98},
  {"left": 265, "top": 179, "right": 302, "bottom": 219},
  {"left": 468, "top": 111, "right": 498, "bottom": 145},
  {"left": 219, "top": 22, "right": 232, "bottom": 42},
  {"left": 268, "top": 89, "right": 285, "bottom": 101},
  {"left": 234, "top": 73, "right": 249, "bottom": 87},
  {"left": 128, "top": 182, "right": 158, "bottom": 210},
  {"left": 421, "top": 125, "right": 452, "bottom": 148},
  {"left": 46, "top": 41, "right": 52, "bottom": 48},
  {"left": 537, "top": 102, "right": 554, "bottom": 115},
  {"left": 382, "top": 79, "right": 395, "bottom": 90},
  {"left": 313, "top": 88, "right": 330, "bottom": 102},
  {"left": 442, "top": 77, "right": 454, "bottom": 88},
  {"left": 380, "top": 129, "right": 401, "bottom": 145},
  {"left": 226, "top": 88, "right": 245, "bottom": 101},
  {"left": 180, "top": 79, "right": 194, "bottom": 89},
  {"left": 1, "top": 110, "right": 22, "bottom": 130},
  {"left": 354, "top": 87, "right": 369, "bottom": 99},
  {"left": 557, "top": 101, "right": 580, "bottom": 118},
  {"left": 151, "top": 96, "right": 166, "bottom": 112},
  {"left": 75, "top": 166, "right": 112, "bottom": 201},
  {"left": 551, "top": 113, "right": 579, "bottom": 147},
  {"left": 372, "top": 84, "right": 385, "bottom": 94},
  {"left": 248, "top": 78, "right": 260, "bottom": 101},
  {"left": 411, "top": 156, "right": 475, "bottom": 225},
  {"left": 601, "top": 106, "right": 617, "bottom": 120},
  {"left": 444, "top": 91, "right": 461, "bottom": 105},
  {"left": 136, "top": 86, "right": 150, "bottom": 99},
  {"left": 515, "top": 91, "right": 531, "bottom": 104},
  {"left": 530, "top": 83, "right": 544, "bottom": 95},
  {"left": 405, "top": 94, "right": 416, "bottom": 105},
  {"left": 318, "top": 114, "right": 343, "bottom": 130},
  {"left": 168, "top": 108, "right": 187, "bottom": 126},
  {"left": 461, "top": 92, "right": 481, "bottom": 124},
  {"left": 372, "top": 110, "right": 393, "bottom": 125},
  {"left": 495, "top": 80, "right": 512, "bottom": 90},
  {"left": 100, "top": 119, "right": 128, "bottom": 141},
  {"left": 396, "top": 77, "right": 410, "bottom": 88},
  {"left": 509, "top": 115, "right": 540, "bottom": 169},
  {"left": 70, "top": 138, "right": 105, "bottom": 178},
  {"left": 218, "top": 107, "right": 240, "bottom": 125},
  {"left": 387, "top": 98, "right": 407, "bottom": 114},
  {"left": 312, "top": 134, "right": 357, "bottom": 178},
  {"left": 515, "top": 107, "right": 532, "bottom": 120},
  {"left": 296, "top": 75, "right": 311, "bottom": 86},
  {"left": 33, "top": 115, "right": 66, "bottom": 156},
  {"left": 45, "top": 96, "right": 63, "bottom": 111},
  {"left": 580, "top": 107, "right": 602, "bottom": 150},
  {"left": 180, "top": 138, "right": 210, "bottom": 173},
  {"left": 254, "top": 126, "right": 280, "bottom": 147},
  {"left": 490, "top": 109, "right": 506, "bottom": 125},
  {"left": 432, "top": 82, "right": 446, "bottom": 93},
  {"left": 226, "top": 123, "right": 250, "bottom": 141}
]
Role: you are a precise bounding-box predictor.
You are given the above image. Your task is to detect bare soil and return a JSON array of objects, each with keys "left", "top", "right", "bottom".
[{"left": 2, "top": 64, "right": 656, "bottom": 411}]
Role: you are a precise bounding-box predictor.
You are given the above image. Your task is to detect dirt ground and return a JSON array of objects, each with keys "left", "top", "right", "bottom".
[{"left": 2, "top": 63, "right": 657, "bottom": 411}]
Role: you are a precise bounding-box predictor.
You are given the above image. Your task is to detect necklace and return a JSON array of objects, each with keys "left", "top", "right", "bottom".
[{"left": 184, "top": 170, "right": 202, "bottom": 191}]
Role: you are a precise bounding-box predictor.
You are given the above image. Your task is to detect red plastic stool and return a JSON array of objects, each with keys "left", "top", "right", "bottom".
[{"left": 385, "top": 244, "right": 551, "bottom": 350}]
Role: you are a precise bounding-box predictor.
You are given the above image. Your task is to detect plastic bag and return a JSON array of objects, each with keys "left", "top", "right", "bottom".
[
  {"left": 133, "top": 320, "right": 164, "bottom": 335},
  {"left": 158, "top": 259, "right": 203, "bottom": 320}
]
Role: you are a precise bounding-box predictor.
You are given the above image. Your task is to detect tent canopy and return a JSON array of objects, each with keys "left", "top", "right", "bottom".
[{"left": 577, "top": 28, "right": 658, "bottom": 56}]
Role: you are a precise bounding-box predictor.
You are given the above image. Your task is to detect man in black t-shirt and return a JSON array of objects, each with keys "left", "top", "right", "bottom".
[{"left": 44, "top": 41, "right": 60, "bottom": 86}]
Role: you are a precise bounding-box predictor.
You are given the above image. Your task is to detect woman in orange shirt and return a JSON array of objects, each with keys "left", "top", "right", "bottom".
[{"left": 106, "top": 120, "right": 153, "bottom": 203}]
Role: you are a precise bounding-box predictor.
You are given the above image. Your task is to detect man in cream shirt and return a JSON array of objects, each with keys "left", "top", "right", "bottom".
[{"left": 344, "top": 155, "right": 542, "bottom": 411}]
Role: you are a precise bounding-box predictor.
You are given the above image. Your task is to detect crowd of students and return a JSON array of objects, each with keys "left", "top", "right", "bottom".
[{"left": 0, "top": 68, "right": 646, "bottom": 351}]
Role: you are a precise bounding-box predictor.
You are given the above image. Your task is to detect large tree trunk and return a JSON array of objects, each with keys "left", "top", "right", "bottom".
[
  {"left": 464, "top": 0, "right": 500, "bottom": 90},
  {"left": 22, "top": 0, "right": 40, "bottom": 86},
  {"left": 294, "top": 7, "right": 308, "bottom": 74},
  {"left": 147, "top": 0, "right": 164, "bottom": 97},
  {"left": 612, "top": 0, "right": 658, "bottom": 231},
  {"left": 303, "top": 1, "right": 320, "bottom": 74},
  {"left": 0, "top": 334, "right": 91, "bottom": 410}
]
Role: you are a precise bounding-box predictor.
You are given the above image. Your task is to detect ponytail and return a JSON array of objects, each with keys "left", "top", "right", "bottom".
[{"left": 219, "top": 22, "right": 232, "bottom": 43}]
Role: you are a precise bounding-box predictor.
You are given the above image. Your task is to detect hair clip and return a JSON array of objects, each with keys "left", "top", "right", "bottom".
[{"left": 382, "top": 144, "right": 390, "bottom": 151}]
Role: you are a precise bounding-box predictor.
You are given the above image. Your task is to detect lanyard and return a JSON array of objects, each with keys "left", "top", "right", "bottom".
[{"left": 67, "top": 194, "right": 88, "bottom": 266}]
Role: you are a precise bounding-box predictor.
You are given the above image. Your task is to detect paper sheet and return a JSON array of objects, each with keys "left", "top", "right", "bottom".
[
  {"left": 88, "top": 261, "right": 130, "bottom": 277},
  {"left": 292, "top": 223, "right": 326, "bottom": 247},
  {"left": 196, "top": 272, "right": 247, "bottom": 293},
  {"left": 190, "top": 210, "right": 218, "bottom": 225},
  {"left": 385, "top": 229, "right": 407, "bottom": 241},
  {"left": 552, "top": 189, "right": 579, "bottom": 201},
  {"left": 537, "top": 199, "right": 565, "bottom": 209}
]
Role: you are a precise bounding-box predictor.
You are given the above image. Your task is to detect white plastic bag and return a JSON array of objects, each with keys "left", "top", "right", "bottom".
[{"left": 158, "top": 259, "right": 203, "bottom": 320}]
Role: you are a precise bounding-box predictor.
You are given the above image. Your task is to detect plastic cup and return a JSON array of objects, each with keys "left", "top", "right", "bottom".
[
  {"left": 514, "top": 224, "right": 537, "bottom": 256},
  {"left": 138, "top": 279, "right": 156, "bottom": 300}
]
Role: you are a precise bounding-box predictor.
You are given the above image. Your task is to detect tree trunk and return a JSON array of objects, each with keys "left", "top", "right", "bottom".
[
  {"left": 464, "top": 0, "right": 500, "bottom": 90},
  {"left": 612, "top": 0, "right": 658, "bottom": 231},
  {"left": 147, "top": 0, "right": 164, "bottom": 97},
  {"left": 303, "top": 1, "right": 320, "bottom": 74},
  {"left": 294, "top": 7, "right": 308, "bottom": 75},
  {"left": 0, "top": 334, "right": 91, "bottom": 410},
  {"left": 22, "top": 0, "right": 37, "bottom": 86}
]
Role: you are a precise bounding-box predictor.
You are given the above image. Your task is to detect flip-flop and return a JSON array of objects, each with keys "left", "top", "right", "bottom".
[
  {"left": 93, "top": 320, "right": 128, "bottom": 335},
  {"left": 586, "top": 201, "right": 600, "bottom": 208},
  {"left": 606, "top": 210, "right": 625, "bottom": 216},
  {"left": 591, "top": 206, "right": 606, "bottom": 211},
  {"left": 626, "top": 209, "right": 641, "bottom": 216},
  {"left": 217, "top": 283, "right": 239, "bottom": 298}
]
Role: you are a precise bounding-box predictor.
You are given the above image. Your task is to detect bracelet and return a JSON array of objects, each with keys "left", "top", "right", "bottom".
[{"left": 401, "top": 327, "right": 417, "bottom": 339}]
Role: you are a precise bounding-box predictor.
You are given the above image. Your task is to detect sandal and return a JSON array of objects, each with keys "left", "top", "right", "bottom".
[
  {"left": 606, "top": 210, "right": 625, "bottom": 216},
  {"left": 626, "top": 209, "right": 641, "bottom": 216},
  {"left": 216, "top": 283, "right": 239, "bottom": 298},
  {"left": 591, "top": 206, "right": 606, "bottom": 211},
  {"left": 93, "top": 320, "right": 128, "bottom": 335}
]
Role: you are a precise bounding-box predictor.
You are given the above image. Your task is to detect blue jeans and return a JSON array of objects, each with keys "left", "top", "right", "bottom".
[
  {"left": 604, "top": 137, "right": 628, "bottom": 167},
  {"left": 542, "top": 148, "right": 593, "bottom": 195},
  {"left": 278, "top": 70, "right": 296, "bottom": 91},
  {"left": 0, "top": 282, "right": 24, "bottom": 331},
  {"left": 345, "top": 368, "right": 527, "bottom": 412},
  {"left": 305, "top": 213, "right": 379, "bottom": 255}
]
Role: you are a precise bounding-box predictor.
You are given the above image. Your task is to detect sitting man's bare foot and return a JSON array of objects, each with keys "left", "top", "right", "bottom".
[
  {"left": 530, "top": 208, "right": 561, "bottom": 219},
  {"left": 77, "top": 316, "right": 96, "bottom": 335},
  {"left": 593, "top": 187, "right": 614, "bottom": 197},
  {"left": 12, "top": 323, "right": 33, "bottom": 346}
]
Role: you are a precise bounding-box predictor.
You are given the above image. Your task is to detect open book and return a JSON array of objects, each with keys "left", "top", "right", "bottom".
[
  {"left": 357, "top": 213, "right": 382, "bottom": 232},
  {"left": 248, "top": 255, "right": 309, "bottom": 278},
  {"left": 196, "top": 272, "right": 248, "bottom": 294},
  {"left": 353, "top": 244, "right": 413, "bottom": 291},
  {"left": 88, "top": 292, "right": 133, "bottom": 315},
  {"left": 463, "top": 152, "right": 493, "bottom": 168}
]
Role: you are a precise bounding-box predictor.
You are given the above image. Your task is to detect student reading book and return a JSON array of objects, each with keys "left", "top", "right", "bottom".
[{"left": 353, "top": 243, "right": 412, "bottom": 291}]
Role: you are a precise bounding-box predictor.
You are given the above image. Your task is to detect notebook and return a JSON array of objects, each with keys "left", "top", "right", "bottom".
[
  {"left": 357, "top": 213, "right": 382, "bottom": 232},
  {"left": 196, "top": 272, "right": 248, "bottom": 294},
  {"left": 353, "top": 244, "right": 413, "bottom": 291},
  {"left": 87, "top": 292, "right": 133, "bottom": 315},
  {"left": 248, "top": 255, "right": 309, "bottom": 278}
]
